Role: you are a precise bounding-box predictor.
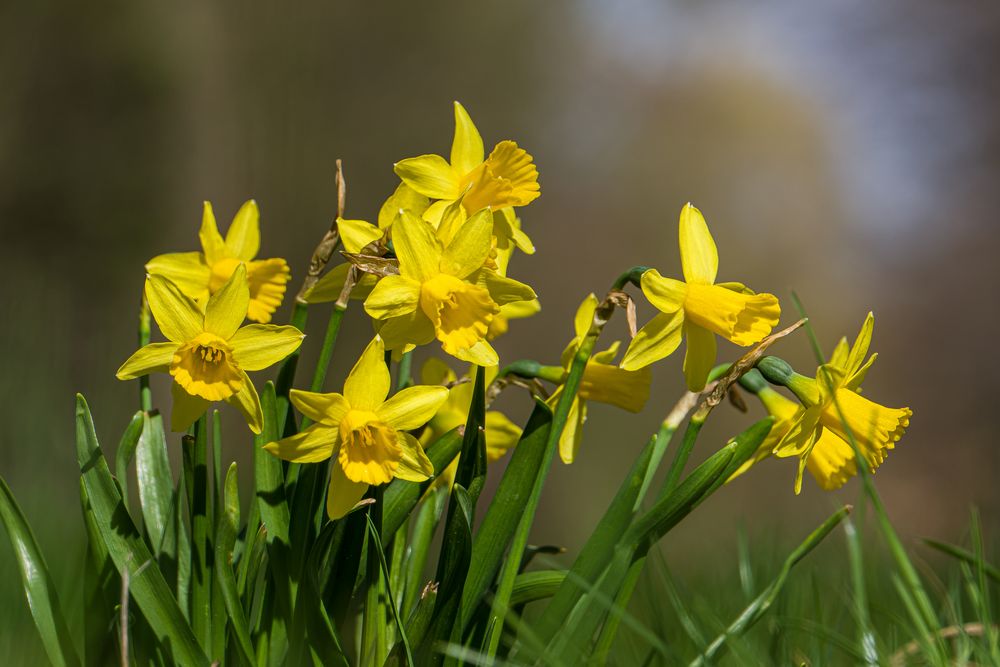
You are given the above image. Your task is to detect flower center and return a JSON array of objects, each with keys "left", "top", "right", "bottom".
[
  {"left": 209, "top": 257, "right": 243, "bottom": 293},
  {"left": 419, "top": 273, "right": 498, "bottom": 356},
  {"left": 337, "top": 410, "right": 402, "bottom": 485},
  {"left": 170, "top": 332, "right": 243, "bottom": 401}
]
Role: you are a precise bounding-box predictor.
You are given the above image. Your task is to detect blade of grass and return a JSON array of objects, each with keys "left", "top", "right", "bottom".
[{"left": 214, "top": 463, "right": 256, "bottom": 666}]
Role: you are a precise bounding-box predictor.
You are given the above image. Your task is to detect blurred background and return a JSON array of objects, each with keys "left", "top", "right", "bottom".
[{"left": 2, "top": 0, "right": 999, "bottom": 658}]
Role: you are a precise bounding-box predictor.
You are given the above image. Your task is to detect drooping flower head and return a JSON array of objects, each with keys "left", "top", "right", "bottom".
[
  {"left": 363, "top": 209, "right": 536, "bottom": 366},
  {"left": 621, "top": 204, "right": 781, "bottom": 391},
  {"left": 550, "top": 294, "right": 652, "bottom": 464},
  {"left": 116, "top": 265, "right": 304, "bottom": 433},
  {"left": 419, "top": 359, "right": 523, "bottom": 488},
  {"left": 764, "top": 313, "right": 912, "bottom": 493},
  {"left": 146, "top": 200, "right": 291, "bottom": 323},
  {"left": 264, "top": 336, "right": 448, "bottom": 519}
]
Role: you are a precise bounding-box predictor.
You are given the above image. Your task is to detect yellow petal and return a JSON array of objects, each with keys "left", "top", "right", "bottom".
[
  {"left": 845, "top": 353, "right": 877, "bottom": 392},
  {"left": 377, "top": 386, "right": 448, "bottom": 430},
  {"left": 377, "top": 310, "right": 436, "bottom": 352},
  {"left": 170, "top": 381, "right": 209, "bottom": 433},
  {"left": 394, "top": 154, "right": 462, "bottom": 200},
  {"left": 484, "top": 411, "right": 522, "bottom": 460},
  {"left": 432, "top": 199, "right": 468, "bottom": 247},
  {"left": 338, "top": 413, "right": 401, "bottom": 484},
  {"left": 555, "top": 393, "right": 585, "bottom": 464},
  {"left": 264, "top": 424, "right": 337, "bottom": 463},
  {"left": 451, "top": 101, "right": 485, "bottom": 176},
  {"left": 225, "top": 371, "right": 264, "bottom": 434},
  {"left": 773, "top": 406, "right": 823, "bottom": 458},
  {"left": 393, "top": 210, "right": 444, "bottom": 282},
  {"left": 682, "top": 321, "right": 716, "bottom": 392},
  {"left": 395, "top": 432, "right": 434, "bottom": 482},
  {"left": 579, "top": 361, "right": 651, "bottom": 413},
  {"left": 421, "top": 357, "right": 456, "bottom": 386},
  {"left": 475, "top": 270, "right": 537, "bottom": 306},
  {"left": 117, "top": 342, "right": 179, "bottom": 380},
  {"left": 364, "top": 274, "right": 422, "bottom": 320},
  {"left": 145, "top": 274, "right": 204, "bottom": 343},
  {"left": 846, "top": 312, "right": 875, "bottom": 376},
  {"left": 420, "top": 274, "right": 498, "bottom": 360},
  {"left": 805, "top": 430, "right": 857, "bottom": 491},
  {"left": 289, "top": 389, "right": 350, "bottom": 426},
  {"left": 337, "top": 217, "right": 383, "bottom": 254},
  {"left": 640, "top": 269, "right": 686, "bottom": 314},
  {"left": 678, "top": 203, "right": 718, "bottom": 285},
  {"left": 378, "top": 182, "right": 430, "bottom": 230},
  {"left": 204, "top": 264, "right": 249, "bottom": 340},
  {"left": 821, "top": 388, "right": 910, "bottom": 471},
  {"left": 224, "top": 199, "right": 261, "bottom": 261},
  {"left": 573, "top": 294, "right": 599, "bottom": 340},
  {"left": 326, "top": 459, "right": 369, "bottom": 520},
  {"left": 199, "top": 201, "right": 227, "bottom": 265},
  {"left": 683, "top": 283, "right": 780, "bottom": 346},
  {"left": 170, "top": 334, "right": 242, "bottom": 401},
  {"left": 465, "top": 141, "right": 540, "bottom": 211},
  {"left": 441, "top": 208, "right": 493, "bottom": 279},
  {"left": 620, "top": 310, "right": 684, "bottom": 371},
  {"left": 343, "top": 336, "right": 390, "bottom": 411},
  {"left": 247, "top": 258, "right": 291, "bottom": 324},
  {"left": 229, "top": 323, "right": 304, "bottom": 371},
  {"left": 453, "top": 340, "right": 499, "bottom": 367},
  {"left": 145, "top": 252, "right": 211, "bottom": 300},
  {"left": 305, "top": 262, "right": 374, "bottom": 304}
]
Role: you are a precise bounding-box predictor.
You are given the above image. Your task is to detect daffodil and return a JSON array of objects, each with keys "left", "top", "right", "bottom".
[
  {"left": 146, "top": 200, "right": 291, "bottom": 323},
  {"left": 363, "top": 209, "right": 536, "bottom": 366},
  {"left": 116, "top": 266, "right": 304, "bottom": 433},
  {"left": 264, "top": 336, "right": 447, "bottom": 519},
  {"left": 621, "top": 204, "right": 781, "bottom": 391},
  {"left": 488, "top": 299, "right": 541, "bottom": 340},
  {"left": 765, "top": 313, "right": 912, "bottom": 493},
  {"left": 418, "top": 359, "right": 522, "bottom": 488},
  {"left": 394, "top": 102, "right": 538, "bottom": 260},
  {"left": 550, "top": 294, "right": 652, "bottom": 464}
]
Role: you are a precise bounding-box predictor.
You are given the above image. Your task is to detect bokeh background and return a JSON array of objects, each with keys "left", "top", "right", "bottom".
[{"left": 2, "top": 0, "right": 999, "bottom": 658}]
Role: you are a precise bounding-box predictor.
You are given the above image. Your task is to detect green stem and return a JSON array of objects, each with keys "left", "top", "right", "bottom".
[
  {"left": 658, "top": 416, "right": 705, "bottom": 499},
  {"left": 310, "top": 305, "right": 347, "bottom": 396},
  {"left": 275, "top": 301, "right": 309, "bottom": 436},
  {"left": 138, "top": 296, "right": 152, "bottom": 412},
  {"left": 362, "top": 486, "right": 387, "bottom": 666},
  {"left": 397, "top": 351, "right": 413, "bottom": 390},
  {"left": 612, "top": 266, "right": 650, "bottom": 290}
]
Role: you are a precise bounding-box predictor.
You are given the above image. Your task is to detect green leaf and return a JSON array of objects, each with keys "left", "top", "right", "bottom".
[
  {"left": 114, "top": 410, "right": 144, "bottom": 502},
  {"left": 459, "top": 402, "right": 552, "bottom": 631},
  {"left": 403, "top": 486, "right": 449, "bottom": 618},
  {"left": 0, "top": 476, "right": 81, "bottom": 667},
  {"left": 690, "top": 506, "right": 851, "bottom": 666},
  {"left": 383, "top": 427, "right": 463, "bottom": 539},
  {"left": 452, "top": 365, "right": 487, "bottom": 507},
  {"left": 80, "top": 480, "right": 118, "bottom": 666},
  {"left": 214, "top": 463, "right": 256, "bottom": 666},
  {"left": 510, "top": 570, "right": 566, "bottom": 607},
  {"left": 136, "top": 412, "right": 175, "bottom": 556},
  {"left": 367, "top": 512, "right": 415, "bottom": 667},
  {"left": 183, "top": 418, "right": 212, "bottom": 653},
  {"left": 75, "top": 394, "right": 210, "bottom": 666}
]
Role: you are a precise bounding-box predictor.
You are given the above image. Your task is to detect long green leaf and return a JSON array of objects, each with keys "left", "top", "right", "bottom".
[
  {"left": 403, "top": 486, "right": 449, "bottom": 618},
  {"left": 75, "top": 394, "right": 209, "bottom": 666},
  {"left": 510, "top": 570, "right": 566, "bottom": 607},
  {"left": 367, "top": 513, "right": 415, "bottom": 667},
  {"left": 214, "top": 463, "right": 256, "bottom": 666},
  {"left": 0, "top": 476, "right": 81, "bottom": 667},
  {"left": 114, "top": 411, "right": 144, "bottom": 502},
  {"left": 81, "top": 480, "right": 119, "bottom": 666},
  {"left": 137, "top": 411, "right": 174, "bottom": 555}
]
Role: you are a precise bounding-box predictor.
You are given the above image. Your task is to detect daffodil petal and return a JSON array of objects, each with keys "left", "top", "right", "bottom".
[
  {"left": 640, "top": 269, "right": 686, "bottom": 313},
  {"left": 377, "top": 386, "right": 448, "bottom": 431},
  {"left": 199, "top": 201, "right": 227, "bottom": 265},
  {"left": 224, "top": 199, "right": 261, "bottom": 261},
  {"left": 305, "top": 263, "right": 376, "bottom": 304},
  {"left": 247, "top": 258, "right": 290, "bottom": 324},
  {"left": 378, "top": 182, "right": 430, "bottom": 230},
  {"left": 395, "top": 432, "right": 434, "bottom": 482},
  {"left": 377, "top": 310, "right": 436, "bottom": 352},
  {"left": 620, "top": 310, "right": 684, "bottom": 371},
  {"left": 205, "top": 264, "right": 250, "bottom": 339},
  {"left": 805, "top": 430, "right": 857, "bottom": 491},
  {"left": 146, "top": 274, "right": 204, "bottom": 343},
  {"left": 263, "top": 424, "right": 337, "bottom": 463},
  {"left": 678, "top": 203, "right": 718, "bottom": 284},
  {"left": 337, "top": 217, "right": 383, "bottom": 254},
  {"left": 555, "top": 393, "right": 585, "bottom": 464},
  {"left": 117, "top": 342, "right": 180, "bottom": 380},
  {"left": 450, "top": 339, "right": 498, "bottom": 367},
  {"left": 289, "top": 389, "right": 349, "bottom": 426},
  {"left": 343, "top": 336, "right": 390, "bottom": 411},
  {"left": 484, "top": 411, "right": 522, "bottom": 459},
  {"left": 229, "top": 324, "right": 304, "bottom": 371},
  {"left": 773, "top": 407, "right": 823, "bottom": 458},
  {"left": 394, "top": 155, "right": 462, "bottom": 200},
  {"left": 441, "top": 208, "right": 493, "bottom": 278},
  {"left": 421, "top": 357, "right": 456, "bottom": 386},
  {"left": 829, "top": 336, "right": 850, "bottom": 371},
  {"left": 145, "top": 252, "right": 211, "bottom": 300},
  {"left": 393, "top": 211, "right": 443, "bottom": 282},
  {"left": 225, "top": 371, "right": 264, "bottom": 434},
  {"left": 451, "top": 101, "right": 485, "bottom": 176},
  {"left": 579, "top": 362, "right": 651, "bottom": 413},
  {"left": 171, "top": 381, "right": 209, "bottom": 433},
  {"left": 682, "top": 321, "right": 717, "bottom": 392},
  {"left": 475, "top": 270, "right": 537, "bottom": 306},
  {"left": 574, "top": 294, "right": 599, "bottom": 340},
  {"left": 845, "top": 353, "right": 878, "bottom": 392},
  {"left": 364, "top": 275, "right": 421, "bottom": 320},
  {"left": 326, "top": 459, "right": 369, "bottom": 520},
  {"left": 846, "top": 311, "right": 875, "bottom": 376}
]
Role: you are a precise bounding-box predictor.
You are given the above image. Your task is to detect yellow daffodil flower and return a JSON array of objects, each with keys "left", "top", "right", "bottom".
[
  {"left": 264, "top": 336, "right": 448, "bottom": 519},
  {"left": 550, "top": 294, "right": 652, "bottom": 464},
  {"left": 621, "top": 204, "right": 781, "bottom": 391},
  {"left": 394, "top": 102, "right": 538, "bottom": 263},
  {"left": 363, "top": 209, "right": 536, "bottom": 366},
  {"left": 146, "top": 200, "right": 291, "bottom": 323},
  {"left": 418, "top": 359, "right": 523, "bottom": 488},
  {"left": 770, "top": 313, "right": 912, "bottom": 493},
  {"left": 116, "top": 266, "right": 304, "bottom": 433}
]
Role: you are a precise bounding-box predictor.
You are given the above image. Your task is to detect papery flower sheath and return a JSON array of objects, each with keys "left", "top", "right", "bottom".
[
  {"left": 621, "top": 203, "right": 781, "bottom": 391},
  {"left": 264, "top": 336, "right": 447, "bottom": 519},
  {"left": 363, "top": 209, "right": 536, "bottom": 366},
  {"left": 116, "top": 265, "right": 304, "bottom": 433},
  {"left": 146, "top": 200, "right": 291, "bottom": 323},
  {"left": 550, "top": 294, "right": 652, "bottom": 464}
]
